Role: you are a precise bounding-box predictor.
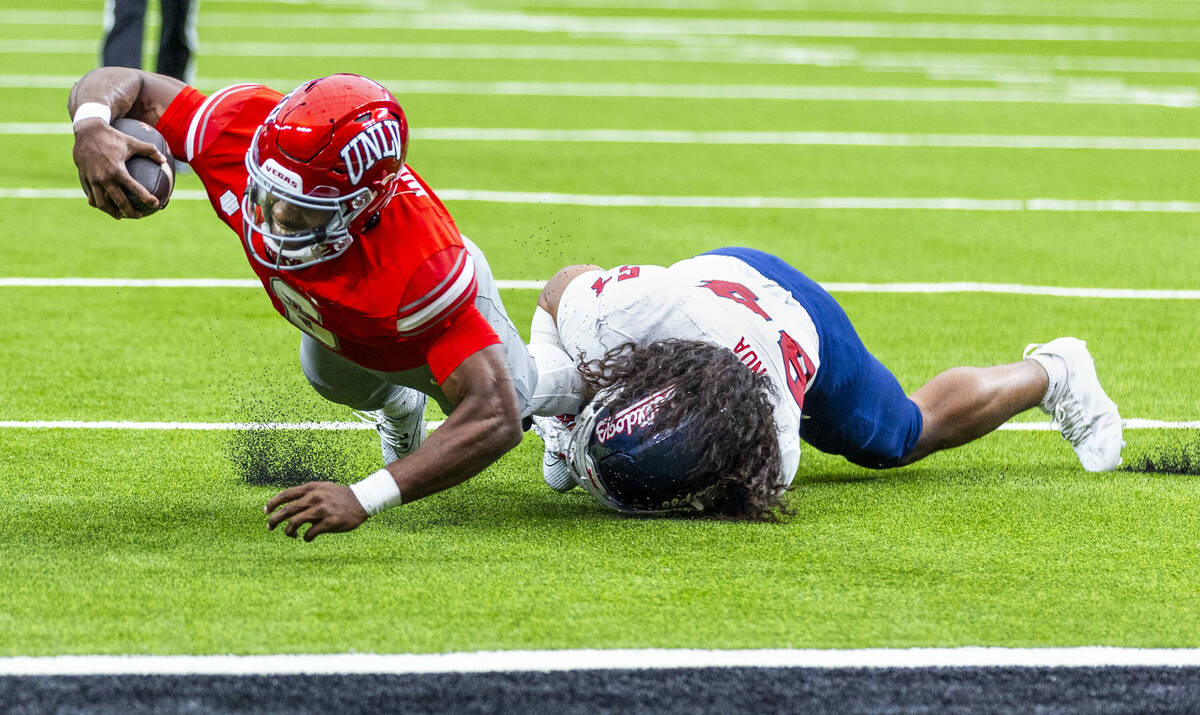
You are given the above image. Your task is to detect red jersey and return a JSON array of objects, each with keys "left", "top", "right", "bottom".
[{"left": 155, "top": 84, "right": 499, "bottom": 381}]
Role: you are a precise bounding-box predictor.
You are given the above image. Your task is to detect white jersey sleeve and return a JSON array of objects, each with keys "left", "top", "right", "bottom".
[{"left": 555, "top": 263, "right": 678, "bottom": 362}]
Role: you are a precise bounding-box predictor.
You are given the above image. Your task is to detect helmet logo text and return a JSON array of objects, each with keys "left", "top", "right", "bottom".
[
  {"left": 261, "top": 158, "right": 303, "bottom": 192},
  {"left": 339, "top": 119, "right": 404, "bottom": 186},
  {"left": 594, "top": 385, "right": 676, "bottom": 444}
]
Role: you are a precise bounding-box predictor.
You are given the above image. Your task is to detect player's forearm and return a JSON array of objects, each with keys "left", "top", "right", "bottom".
[
  {"left": 385, "top": 394, "right": 522, "bottom": 503},
  {"left": 68, "top": 68, "right": 184, "bottom": 127},
  {"left": 68, "top": 68, "right": 144, "bottom": 121}
]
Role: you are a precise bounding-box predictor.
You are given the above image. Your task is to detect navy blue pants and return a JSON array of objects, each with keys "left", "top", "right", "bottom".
[{"left": 704, "top": 247, "right": 923, "bottom": 469}]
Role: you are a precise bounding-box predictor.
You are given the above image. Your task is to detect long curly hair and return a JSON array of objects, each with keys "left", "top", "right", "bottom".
[{"left": 578, "top": 339, "right": 792, "bottom": 522}]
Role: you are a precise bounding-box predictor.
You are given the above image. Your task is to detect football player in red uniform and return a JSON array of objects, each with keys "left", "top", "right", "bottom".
[{"left": 69, "top": 68, "right": 537, "bottom": 540}]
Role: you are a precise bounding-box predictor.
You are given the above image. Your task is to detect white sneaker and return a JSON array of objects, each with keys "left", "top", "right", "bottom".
[
  {"left": 1024, "top": 338, "right": 1124, "bottom": 472},
  {"left": 354, "top": 392, "right": 427, "bottom": 465},
  {"left": 531, "top": 415, "right": 577, "bottom": 492},
  {"left": 542, "top": 450, "right": 575, "bottom": 492}
]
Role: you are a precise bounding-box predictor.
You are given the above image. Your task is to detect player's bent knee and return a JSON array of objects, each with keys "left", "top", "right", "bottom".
[
  {"left": 304, "top": 377, "right": 394, "bottom": 412},
  {"left": 842, "top": 398, "right": 925, "bottom": 470}
]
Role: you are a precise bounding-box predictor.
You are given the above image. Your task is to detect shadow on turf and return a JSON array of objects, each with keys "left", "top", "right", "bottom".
[{"left": 797, "top": 473, "right": 883, "bottom": 485}]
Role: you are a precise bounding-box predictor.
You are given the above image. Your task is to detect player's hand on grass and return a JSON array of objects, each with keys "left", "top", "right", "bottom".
[
  {"left": 72, "top": 120, "right": 166, "bottom": 219},
  {"left": 265, "top": 482, "right": 369, "bottom": 542}
]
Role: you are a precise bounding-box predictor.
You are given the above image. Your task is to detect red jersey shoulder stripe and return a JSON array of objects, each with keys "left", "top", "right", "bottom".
[
  {"left": 184, "top": 83, "right": 258, "bottom": 161},
  {"left": 399, "top": 247, "right": 467, "bottom": 316},
  {"left": 394, "top": 276, "right": 479, "bottom": 338},
  {"left": 395, "top": 252, "right": 478, "bottom": 336}
]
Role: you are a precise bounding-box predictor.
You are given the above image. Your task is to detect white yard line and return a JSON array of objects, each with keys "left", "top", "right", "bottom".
[
  {"left": 2, "top": 278, "right": 1198, "bottom": 300},
  {"left": 33, "top": 0, "right": 1200, "bottom": 21},
  {"left": 0, "top": 39, "right": 870, "bottom": 66},
  {"left": 1003, "top": 419, "right": 1200, "bottom": 431},
  {"left": 5, "top": 647, "right": 1200, "bottom": 675},
  {"left": 0, "top": 278, "right": 547, "bottom": 289},
  {"left": 7, "top": 39, "right": 1200, "bottom": 77},
  {"left": 354, "top": 193, "right": 1200, "bottom": 213},
  {"left": 416, "top": 129, "right": 1200, "bottom": 151},
  {"left": 2, "top": 278, "right": 1199, "bottom": 300},
  {"left": 0, "top": 420, "right": 446, "bottom": 430},
  {"left": 10, "top": 124, "right": 1200, "bottom": 151},
  {"left": 3, "top": 9, "right": 1198, "bottom": 43},
  {"left": 818, "top": 283, "right": 1200, "bottom": 299},
  {"left": 5, "top": 188, "right": 1200, "bottom": 213},
  {"left": 0, "top": 420, "right": 1194, "bottom": 431},
  {"left": 0, "top": 38, "right": 856, "bottom": 64},
  {"left": 458, "top": 0, "right": 1200, "bottom": 21},
  {"left": 4, "top": 76, "right": 1198, "bottom": 107},
  {"left": 0, "top": 278, "right": 261, "bottom": 288}
]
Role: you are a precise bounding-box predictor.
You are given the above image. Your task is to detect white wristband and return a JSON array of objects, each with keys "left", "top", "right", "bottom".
[
  {"left": 349, "top": 468, "right": 402, "bottom": 516},
  {"left": 72, "top": 102, "right": 112, "bottom": 126}
]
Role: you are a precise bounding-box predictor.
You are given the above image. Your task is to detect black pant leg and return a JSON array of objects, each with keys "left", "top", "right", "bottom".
[
  {"left": 156, "top": 0, "right": 194, "bottom": 81},
  {"left": 101, "top": 0, "right": 148, "bottom": 68}
]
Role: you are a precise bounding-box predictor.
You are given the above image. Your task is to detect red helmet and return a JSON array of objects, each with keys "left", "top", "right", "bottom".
[{"left": 242, "top": 74, "right": 409, "bottom": 270}]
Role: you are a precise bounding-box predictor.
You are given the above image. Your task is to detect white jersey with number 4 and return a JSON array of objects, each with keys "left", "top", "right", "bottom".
[{"left": 556, "top": 254, "right": 822, "bottom": 485}]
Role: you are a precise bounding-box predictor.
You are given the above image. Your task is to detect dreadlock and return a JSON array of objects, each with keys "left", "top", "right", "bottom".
[{"left": 578, "top": 339, "right": 792, "bottom": 522}]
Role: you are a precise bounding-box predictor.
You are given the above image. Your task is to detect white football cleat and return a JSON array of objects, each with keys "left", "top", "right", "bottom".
[
  {"left": 355, "top": 391, "right": 427, "bottom": 465},
  {"left": 1024, "top": 338, "right": 1124, "bottom": 472},
  {"left": 542, "top": 450, "right": 575, "bottom": 493},
  {"left": 531, "top": 415, "right": 577, "bottom": 492}
]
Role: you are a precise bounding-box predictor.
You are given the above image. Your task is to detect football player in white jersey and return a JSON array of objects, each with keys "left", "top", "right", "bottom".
[{"left": 525, "top": 247, "right": 1124, "bottom": 521}]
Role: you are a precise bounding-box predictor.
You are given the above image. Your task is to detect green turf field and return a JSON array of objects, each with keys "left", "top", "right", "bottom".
[{"left": 2, "top": 0, "right": 1198, "bottom": 656}]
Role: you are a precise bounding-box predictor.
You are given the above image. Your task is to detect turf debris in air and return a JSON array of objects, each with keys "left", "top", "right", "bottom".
[
  {"left": 227, "top": 426, "right": 367, "bottom": 488},
  {"left": 224, "top": 381, "right": 374, "bottom": 488}
]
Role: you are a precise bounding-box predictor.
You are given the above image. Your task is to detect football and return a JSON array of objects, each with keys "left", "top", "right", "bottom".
[{"left": 111, "top": 117, "right": 174, "bottom": 214}]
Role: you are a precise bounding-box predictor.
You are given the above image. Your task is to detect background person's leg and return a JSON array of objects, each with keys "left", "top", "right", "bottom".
[
  {"left": 155, "top": 0, "right": 197, "bottom": 82},
  {"left": 100, "top": 0, "right": 147, "bottom": 69}
]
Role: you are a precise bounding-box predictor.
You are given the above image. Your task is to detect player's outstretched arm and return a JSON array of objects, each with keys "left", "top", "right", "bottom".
[
  {"left": 68, "top": 68, "right": 185, "bottom": 219},
  {"left": 265, "top": 345, "right": 524, "bottom": 541}
]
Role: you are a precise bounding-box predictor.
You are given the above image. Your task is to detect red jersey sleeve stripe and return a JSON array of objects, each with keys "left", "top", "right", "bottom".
[
  {"left": 398, "top": 248, "right": 468, "bottom": 316},
  {"left": 394, "top": 276, "right": 479, "bottom": 338},
  {"left": 154, "top": 86, "right": 205, "bottom": 160},
  {"left": 184, "top": 83, "right": 257, "bottom": 161},
  {"left": 395, "top": 257, "right": 477, "bottom": 335}
]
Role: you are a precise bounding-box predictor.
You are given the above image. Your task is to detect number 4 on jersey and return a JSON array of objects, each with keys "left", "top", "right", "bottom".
[{"left": 699, "top": 280, "right": 772, "bottom": 321}]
